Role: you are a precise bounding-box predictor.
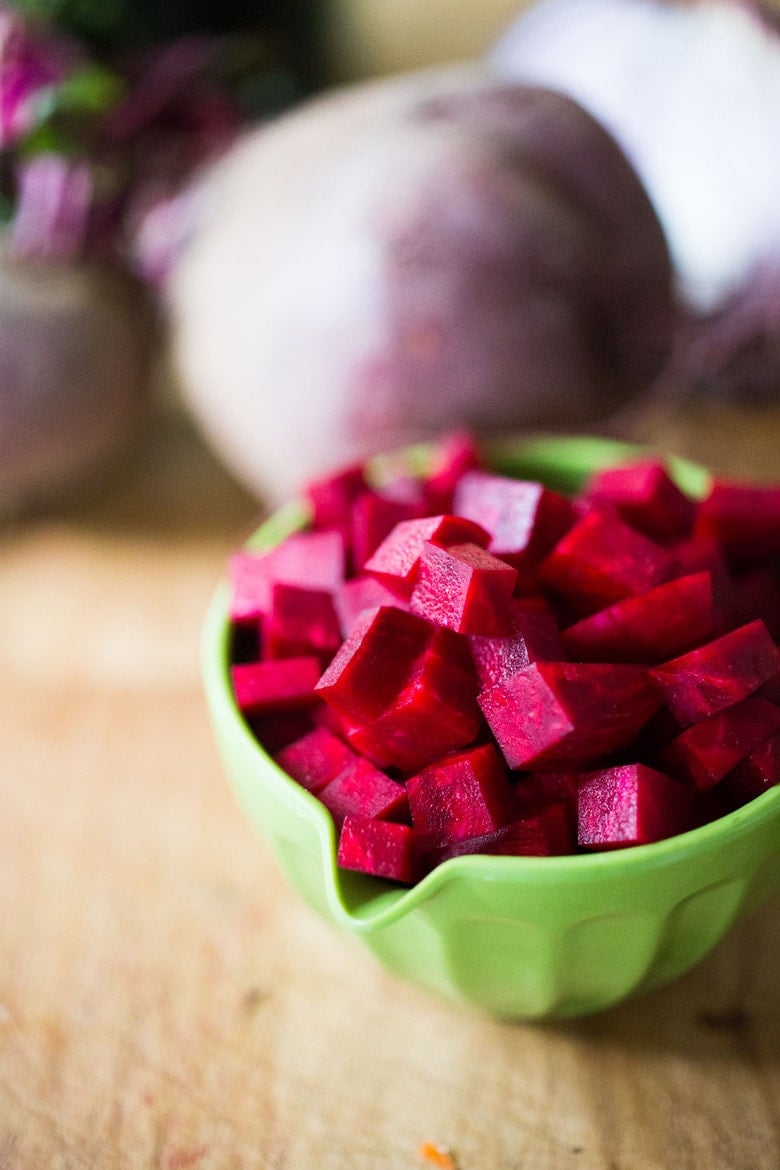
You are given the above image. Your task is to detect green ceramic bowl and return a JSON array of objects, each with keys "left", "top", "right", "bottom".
[{"left": 202, "top": 435, "right": 780, "bottom": 1020}]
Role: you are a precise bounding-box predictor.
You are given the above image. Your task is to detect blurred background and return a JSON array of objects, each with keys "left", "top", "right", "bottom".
[{"left": 0, "top": 0, "right": 778, "bottom": 525}]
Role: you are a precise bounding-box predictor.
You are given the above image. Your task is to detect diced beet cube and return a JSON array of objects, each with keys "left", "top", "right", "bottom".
[
  {"left": 661, "top": 696, "right": 780, "bottom": 790},
  {"left": 334, "top": 576, "right": 407, "bottom": 637},
  {"left": 318, "top": 758, "right": 409, "bottom": 828},
  {"left": 315, "top": 606, "right": 434, "bottom": 724},
  {"left": 469, "top": 602, "right": 564, "bottom": 688},
  {"left": 420, "top": 812, "right": 563, "bottom": 869},
  {"left": 479, "top": 662, "right": 660, "bottom": 770},
  {"left": 349, "top": 489, "right": 420, "bottom": 572},
  {"left": 406, "top": 743, "right": 512, "bottom": 843},
  {"left": 695, "top": 479, "right": 780, "bottom": 568},
  {"left": 228, "top": 550, "right": 273, "bottom": 625},
  {"left": 538, "top": 507, "right": 672, "bottom": 616},
  {"left": 229, "top": 530, "right": 346, "bottom": 623},
  {"left": 562, "top": 572, "right": 714, "bottom": 664},
  {"left": 306, "top": 463, "right": 367, "bottom": 530},
  {"left": 665, "top": 534, "right": 735, "bottom": 633},
  {"left": 469, "top": 628, "right": 536, "bottom": 692},
  {"left": 667, "top": 533, "right": 728, "bottom": 578},
  {"left": 466, "top": 820, "right": 553, "bottom": 858},
  {"left": 274, "top": 726, "right": 357, "bottom": 794},
  {"left": 409, "top": 541, "right": 518, "bottom": 635},
  {"left": 316, "top": 607, "right": 481, "bottom": 773},
  {"left": 510, "top": 774, "right": 579, "bottom": 845},
  {"left": 265, "top": 583, "right": 342, "bottom": 662},
  {"left": 337, "top": 816, "right": 418, "bottom": 884},
  {"left": 231, "top": 657, "right": 322, "bottom": 715},
  {"left": 584, "top": 461, "right": 696, "bottom": 543},
  {"left": 345, "top": 629, "right": 482, "bottom": 773},
  {"left": 577, "top": 763, "right": 694, "bottom": 849},
  {"left": 453, "top": 471, "right": 576, "bottom": 570},
  {"left": 364, "top": 514, "right": 490, "bottom": 597},
  {"left": 528, "top": 800, "right": 575, "bottom": 854},
  {"left": 649, "top": 620, "right": 780, "bottom": 726},
  {"left": 719, "top": 731, "right": 780, "bottom": 805},
  {"left": 271, "top": 529, "right": 346, "bottom": 591},
  {"left": 503, "top": 800, "right": 574, "bottom": 855},
  {"left": 423, "top": 430, "right": 482, "bottom": 514}
]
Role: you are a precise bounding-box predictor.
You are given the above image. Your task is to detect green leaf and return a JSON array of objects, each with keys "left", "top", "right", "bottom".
[
  {"left": 15, "top": 120, "right": 81, "bottom": 159},
  {"left": 0, "top": 190, "right": 15, "bottom": 227},
  {"left": 30, "top": 64, "right": 125, "bottom": 126}
]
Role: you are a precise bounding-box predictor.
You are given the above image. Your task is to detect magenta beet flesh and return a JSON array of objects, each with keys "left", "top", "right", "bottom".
[
  {"left": 349, "top": 489, "right": 421, "bottom": 572},
  {"left": 409, "top": 540, "right": 517, "bottom": 634},
  {"left": 406, "top": 743, "right": 513, "bottom": 843},
  {"left": 265, "top": 583, "right": 342, "bottom": 662},
  {"left": 231, "top": 657, "right": 323, "bottom": 714},
  {"left": 650, "top": 620, "right": 780, "bottom": 727},
  {"left": 453, "top": 471, "right": 576, "bottom": 571},
  {"left": 305, "top": 464, "right": 366, "bottom": 531},
  {"left": 316, "top": 605, "right": 481, "bottom": 773},
  {"left": 478, "top": 661, "right": 660, "bottom": 770},
  {"left": 344, "top": 631, "right": 482, "bottom": 773},
  {"left": 696, "top": 480, "right": 780, "bottom": 568},
  {"left": 720, "top": 732, "right": 780, "bottom": 804},
  {"left": 422, "top": 431, "right": 482, "bottom": 514},
  {"left": 584, "top": 461, "right": 696, "bottom": 543},
  {"left": 364, "top": 514, "right": 490, "bottom": 597},
  {"left": 469, "top": 601, "right": 564, "bottom": 688},
  {"left": 229, "top": 530, "right": 346, "bottom": 624},
  {"left": 562, "top": 571, "right": 714, "bottom": 664},
  {"left": 337, "top": 816, "right": 417, "bottom": 884},
  {"left": 662, "top": 696, "right": 780, "bottom": 790},
  {"left": 318, "top": 758, "right": 409, "bottom": 828},
  {"left": 334, "top": 576, "right": 406, "bottom": 636},
  {"left": 314, "top": 606, "right": 434, "bottom": 724},
  {"left": 577, "top": 763, "right": 694, "bottom": 849},
  {"left": 538, "top": 507, "right": 672, "bottom": 615},
  {"left": 274, "top": 726, "right": 357, "bottom": 794}
]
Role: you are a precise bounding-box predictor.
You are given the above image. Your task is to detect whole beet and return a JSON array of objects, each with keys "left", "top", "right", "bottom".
[
  {"left": 170, "top": 66, "right": 674, "bottom": 503},
  {"left": 0, "top": 241, "right": 151, "bottom": 515}
]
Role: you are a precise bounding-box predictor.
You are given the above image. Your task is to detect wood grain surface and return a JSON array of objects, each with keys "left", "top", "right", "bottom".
[{"left": 0, "top": 403, "right": 778, "bottom": 1170}]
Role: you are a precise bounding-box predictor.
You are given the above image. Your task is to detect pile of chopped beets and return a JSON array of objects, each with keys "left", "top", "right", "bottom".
[{"left": 227, "top": 433, "right": 780, "bottom": 886}]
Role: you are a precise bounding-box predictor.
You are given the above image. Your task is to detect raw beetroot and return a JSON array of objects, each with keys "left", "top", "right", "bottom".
[
  {"left": 364, "top": 513, "right": 490, "bottom": 597},
  {"left": 561, "top": 571, "right": 715, "bottom": 664},
  {"left": 583, "top": 461, "right": 697, "bottom": 544},
  {"left": 649, "top": 619, "right": 780, "bottom": 727},
  {"left": 477, "top": 661, "right": 660, "bottom": 770},
  {"left": 409, "top": 541, "right": 518, "bottom": 634},
  {"left": 577, "top": 764, "right": 694, "bottom": 849},
  {"left": 226, "top": 436, "right": 779, "bottom": 886}
]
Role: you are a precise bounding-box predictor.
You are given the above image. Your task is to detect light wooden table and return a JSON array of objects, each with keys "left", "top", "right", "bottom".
[{"left": 1, "top": 404, "right": 778, "bottom": 1170}]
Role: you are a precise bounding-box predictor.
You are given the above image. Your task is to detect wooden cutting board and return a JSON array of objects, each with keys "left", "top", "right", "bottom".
[{"left": 0, "top": 405, "right": 778, "bottom": 1170}]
